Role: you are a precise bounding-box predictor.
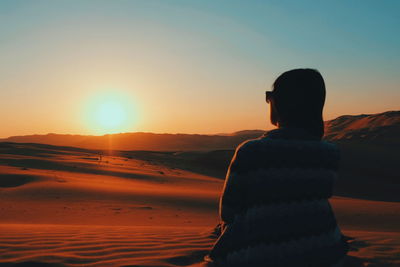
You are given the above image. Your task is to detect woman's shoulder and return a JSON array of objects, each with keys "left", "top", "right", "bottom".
[
  {"left": 235, "top": 129, "right": 339, "bottom": 157},
  {"left": 230, "top": 129, "right": 340, "bottom": 172}
]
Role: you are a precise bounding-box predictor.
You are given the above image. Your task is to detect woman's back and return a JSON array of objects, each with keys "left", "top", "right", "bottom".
[{"left": 209, "top": 128, "right": 348, "bottom": 266}]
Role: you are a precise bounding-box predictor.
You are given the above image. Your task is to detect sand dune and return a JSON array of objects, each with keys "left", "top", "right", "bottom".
[
  {"left": 0, "top": 144, "right": 221, "bottom": 227},
  {"left": 324, "top": 110, "right": 400, "bottom": 144},
  {"left": 1, "top": 142, "right": 399, "bottom": 266}
]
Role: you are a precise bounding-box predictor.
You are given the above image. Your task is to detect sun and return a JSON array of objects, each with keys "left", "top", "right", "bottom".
[
  {"left": 83, "top": 90, "right": 136, "bottom": 135},
  {"left": 95, "top": 101, "right": 127, "bottom": 130}
]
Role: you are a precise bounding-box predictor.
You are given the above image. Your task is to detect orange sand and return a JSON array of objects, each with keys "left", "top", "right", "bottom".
[{"left": 0, "top": 143, "right": 399, "bottom": 266}]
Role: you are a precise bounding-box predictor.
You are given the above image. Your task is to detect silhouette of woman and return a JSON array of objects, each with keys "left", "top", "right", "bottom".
[{"left": 205, "top": 69, "right": 348, "bottom": 266}]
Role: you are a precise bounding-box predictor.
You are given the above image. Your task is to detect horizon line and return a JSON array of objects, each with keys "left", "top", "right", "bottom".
[{"left": 1, "top": 109, "right": 397, "bottom": 139}]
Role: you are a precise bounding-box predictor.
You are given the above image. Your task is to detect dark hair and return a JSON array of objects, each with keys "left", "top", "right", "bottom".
[{"left": 270, "top": 68, "right": 326, "bottom": 139}]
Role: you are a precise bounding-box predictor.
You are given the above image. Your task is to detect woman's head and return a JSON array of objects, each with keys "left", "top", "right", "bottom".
[{"left": 266, "top": 68, "right": 326, "bottom": 139}]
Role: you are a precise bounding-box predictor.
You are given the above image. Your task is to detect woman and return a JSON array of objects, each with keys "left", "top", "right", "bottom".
[{"left": 206, "top": 69, "right": 348, "bottom": 266}]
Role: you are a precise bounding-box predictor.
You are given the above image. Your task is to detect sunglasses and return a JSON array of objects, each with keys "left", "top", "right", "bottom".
[{"left": 265, "top": 91, "right": 273, "bottom": 103}]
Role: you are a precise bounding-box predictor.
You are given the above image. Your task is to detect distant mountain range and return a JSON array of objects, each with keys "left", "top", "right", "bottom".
[{"left": 1, "top": 111, "right": 399, "bottom": 151}]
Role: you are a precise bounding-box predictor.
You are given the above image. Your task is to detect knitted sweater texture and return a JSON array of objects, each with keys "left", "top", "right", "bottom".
[{"left": 209, "top": 128, "right": 348, "bottom": 267}]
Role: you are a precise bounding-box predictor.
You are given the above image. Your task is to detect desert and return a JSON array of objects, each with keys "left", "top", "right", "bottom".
[{"left": 1, "top": 111, "right": 399, "bottom": 266}]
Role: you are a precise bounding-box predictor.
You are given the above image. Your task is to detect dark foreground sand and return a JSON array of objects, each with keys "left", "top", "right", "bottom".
[{"left": 0, "top": 143, "right": 399, "bottom": 266}]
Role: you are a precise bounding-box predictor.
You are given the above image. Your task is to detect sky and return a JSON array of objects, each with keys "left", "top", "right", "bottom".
[{"left": 0, "top": 0, "right": 399, "bottom": 137}]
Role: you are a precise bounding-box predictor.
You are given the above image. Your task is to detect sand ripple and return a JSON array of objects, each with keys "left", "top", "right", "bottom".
[{"left": 0, "top": 224, "right": 214, "bottom": 267}]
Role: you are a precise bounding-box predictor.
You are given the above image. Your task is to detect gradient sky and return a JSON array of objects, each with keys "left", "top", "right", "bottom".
[{"left": 1, "top": 0, "right": 399, "bottom": 137}]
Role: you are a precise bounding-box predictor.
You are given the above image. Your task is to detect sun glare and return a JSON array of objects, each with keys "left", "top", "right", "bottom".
[
  {"left": 83, "top": 90, "right": 136, "bottom": 135},
  {"left": 95, "top": 101, "right": 126, "bottom": 130}
]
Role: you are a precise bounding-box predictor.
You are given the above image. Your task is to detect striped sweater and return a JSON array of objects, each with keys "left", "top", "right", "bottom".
[{"left": 208, "top": 128, "right": 348, "bottom": 267}]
